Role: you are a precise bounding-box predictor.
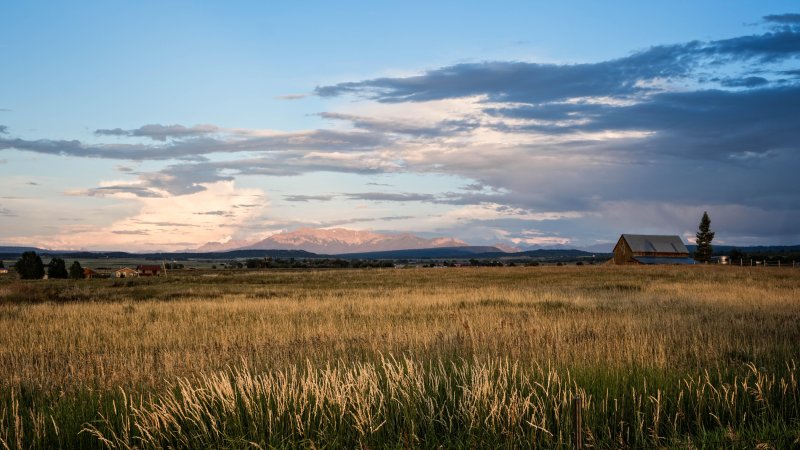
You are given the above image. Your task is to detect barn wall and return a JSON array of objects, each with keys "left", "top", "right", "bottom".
[{"left": 613, "top": 237, "right": 634, "bottom": 264}]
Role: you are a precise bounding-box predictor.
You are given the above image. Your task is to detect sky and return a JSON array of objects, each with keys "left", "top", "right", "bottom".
[{"left": 1, "top": 1, "right": 799, "bottom": 251}]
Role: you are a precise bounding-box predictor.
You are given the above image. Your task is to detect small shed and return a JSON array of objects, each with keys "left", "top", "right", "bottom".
[
  {"left": 83, "top": 268, "right": 100, "bottom": 279},
  {"left": 115, "top": 267, "right": 139, "bottom": 278},
  {"left": 137, "top": 264, "right": 164, "bottom": 276},
  {"left": 612, "top": 234, "right": 695, "bottom": 265}
]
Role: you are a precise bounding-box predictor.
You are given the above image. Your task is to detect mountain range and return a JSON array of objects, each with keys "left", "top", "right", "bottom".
[
  {"left": 198, "top": 227, "right": 494, "bottom": 254},
  {"left": 5, "top": 227, "right": 799, "bottom": 259}
]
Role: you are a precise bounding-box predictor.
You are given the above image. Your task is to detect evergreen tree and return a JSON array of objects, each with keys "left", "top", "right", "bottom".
[
  {"left": 69, "top": 261, "right": 84, "bottom": 280},
  {"left": 0, "top": 260, "right": 4, "bottom": 269},
  {"left": 694, "top": 211, "right": 715, "bottom": 263},
  {"left": 14, "top": 251, "right": 45, "bottom": 279},
  {"left": 47, "top": 257, "right": 69, "bottom": 279}
]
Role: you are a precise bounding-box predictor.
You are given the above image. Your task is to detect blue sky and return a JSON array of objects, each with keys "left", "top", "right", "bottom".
[{"left": 1, "top": 1, "right": 799, "bottom": 251}]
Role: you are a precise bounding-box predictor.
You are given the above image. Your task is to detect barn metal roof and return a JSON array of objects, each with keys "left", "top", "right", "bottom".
[
  {"left": 633, "top": 256, "right": 696, "bottom": 265},
  {"left": 621, "top": 234, "right": 689, "bottom": 254}
]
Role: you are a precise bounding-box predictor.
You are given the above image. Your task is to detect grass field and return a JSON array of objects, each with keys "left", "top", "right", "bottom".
[{"left": 0, "top": 266, "right": 799, "bottom": 448}]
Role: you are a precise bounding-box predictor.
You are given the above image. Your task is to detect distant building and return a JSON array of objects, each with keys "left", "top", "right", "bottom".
[
  {"left": 83, "top": 268, "right": 101, "bottom": 279},
  {"left": 0, "top": 268, "right": 9, "bottom": 275},
  {"left": 136, "top": 264, "right": 164, "bottom": 276},
  {"left": 612, "top": 234, "right": 695, "bottom": 265},
  {"left": 114, "top": 267, "right": 139, "bottom": 278}
]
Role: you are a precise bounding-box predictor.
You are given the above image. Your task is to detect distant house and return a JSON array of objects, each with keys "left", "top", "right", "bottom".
[
  {"left": 83, "top": 268, "right": 100, "bottom": 279},
  {"left": 612, "top": 234, "right": 695, "bottom": 265},
  {"left": 114, "top": 267, "right": 139, "bottom": 278},
  {"left": 136, "top": 264, "right": 164, "bottom": 276},
  {"left": 0, "top": 268, "right": 9, "bottom": 275}
]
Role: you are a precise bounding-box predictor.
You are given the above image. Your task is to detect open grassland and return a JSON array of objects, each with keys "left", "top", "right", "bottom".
[{"left": 0, "top": 266, "right": 799, "bottom": 448}]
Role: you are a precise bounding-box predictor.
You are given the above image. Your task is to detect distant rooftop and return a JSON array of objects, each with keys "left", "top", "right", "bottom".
[{"left": 621, "top": 234, "right": 689, "bottom": 254}]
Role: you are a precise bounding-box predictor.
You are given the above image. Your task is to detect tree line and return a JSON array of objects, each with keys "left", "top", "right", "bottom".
[{"left": 11, "top": 251, "right": 85, "bottom": 280}]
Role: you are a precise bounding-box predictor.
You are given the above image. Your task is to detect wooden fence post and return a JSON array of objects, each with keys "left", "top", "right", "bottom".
[{"left": 574, "top": 395, "right": 583, "bottom": 450}]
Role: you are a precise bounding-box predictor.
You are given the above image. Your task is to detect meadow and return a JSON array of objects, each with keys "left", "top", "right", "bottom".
[{"left": 0, "top": 266, "right": 798, "bottom": 448}]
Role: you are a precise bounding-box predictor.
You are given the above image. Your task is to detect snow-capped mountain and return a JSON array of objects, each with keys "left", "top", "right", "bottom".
[
  {"left": 241, "top": 227, "right": 468, "bottom": 254},
  {"left": 194, "top": 239, "right": 255, "bottom": 253}
]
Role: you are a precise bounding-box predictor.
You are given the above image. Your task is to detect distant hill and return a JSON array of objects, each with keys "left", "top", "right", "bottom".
[
  {"left": 0, "top": 246, "right": 47, "bottom": 259},
  {"left": 0, "top": 248, "right": 320, "bottom": 260},
  {"left": 0, "top": 245, "right": 45, "bottom": 253},
  {"left": 194, "top": 239, "right": 255, "bottom": 253},
  {"left": 686, "top": 244, "right": 800, "bottom": 256},
  {"left": 337, "top": 247, "right": 597, "bottom": 260},
  {"left": 512, "top": 249, "right": 598, "bottom": 258},
  {"left": 338, "top": 246, "right": 505, "bottom": 259},
  {"left": 55, "top": 249, "right": 320, "bottom": 260}
]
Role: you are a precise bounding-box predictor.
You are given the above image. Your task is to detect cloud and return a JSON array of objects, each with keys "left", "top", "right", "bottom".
[
  {"left": 26, "top": 181, "right": 40, "bottom": 186},
  {"left": 525, "top": 86, "right": 800, "bottom": 161},
  {"left": 0, "top": 128, "right": 388, "bottom": 161},
  {"left": 461, "top": 182, "right": 487, "bottom": 191},
  {"left": 283, "top": 194, "right": 335, "bottom": 202},
  {"left": 719, "top": 76, "right": 770, "bottom": 88},
  {"left": 0, "top": 125, "right": 7, "bottom": 134},
  {"left": 319, "top": 112, "right": 478, "bottom": 137},
  {"left": 132, "top": 221, "right": 199, "bottom": 227},
  {"left": 194, "top": 210, "right": 230, "bottom": 216},
  {"left": 344, "top": 192, "right": 437, "bottom": 202},
  {"left": 341, "top": 189, "right": 519, "bottom": 208},
  {"left": 111, "top": 230, "right": 150, "bottom": 235},
  {"left": 0, "top": 207, "right": 16, "bottom": 217},
  {"left": 68, "top": 185, "right": 166, "bottom": 198},
  {"left": 763, "top": 13, "right": 800, "bottom": 25},
  {"left": 18, "top": 181, "right": 267, "bottom": 252},
  {"left": 95, "top": 124, "right": 220, "bottom": 141},
  {"left": 316, "top": 17, "right": 800, "bottom": 103},
  {"left": 275, "top": 93, "right": 309, "bottom": 100},
  {"left": 375, "top": 215, "right": 415, "bottom": 221},
  {"left": 316, "top": 60, "right": 668, "bottom": 104}
]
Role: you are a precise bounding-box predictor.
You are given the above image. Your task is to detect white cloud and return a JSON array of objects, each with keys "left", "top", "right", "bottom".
[{"left": 14, "top": 181, "right": 267, "bottom": 251}]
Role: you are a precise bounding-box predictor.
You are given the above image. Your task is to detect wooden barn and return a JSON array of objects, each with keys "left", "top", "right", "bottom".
[
  {"left": 612, "top": 234, "right": 695, "bottom": 265},
  {"left": 136, "top": 264, "right": 164, "bottom": 277}
]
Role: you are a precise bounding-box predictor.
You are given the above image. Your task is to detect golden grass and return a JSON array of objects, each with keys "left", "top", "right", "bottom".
[{"left": 0, "top": 266, "right": 799, "bottom": 447}]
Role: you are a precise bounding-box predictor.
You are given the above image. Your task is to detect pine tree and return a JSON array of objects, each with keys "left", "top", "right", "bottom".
[
  {"left": 69, "top": 261, "right": 84, "bottom": 280},
  {"left": 47, "top": 257, "right": 69, "bottom": 279},
  {"left": 695, "top": 211, "right": 715, "bottom": 263},
  {"left": 14, "top": 251, "right": 45, "bottom": 279}
]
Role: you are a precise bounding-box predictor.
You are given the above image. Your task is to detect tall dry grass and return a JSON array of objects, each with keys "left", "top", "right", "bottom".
[{"left": 0, "top": 266, "right": 799, "bottom": 447}]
